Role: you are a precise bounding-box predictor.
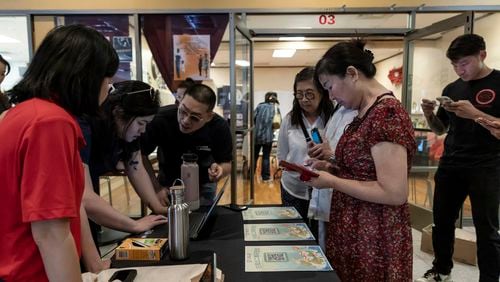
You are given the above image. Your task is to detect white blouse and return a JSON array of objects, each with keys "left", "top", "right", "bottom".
[
  {"left": 308, "top": 106, "right": 358, "bottom": 221},
  {"left": 277, "top": 112, "right": 325, "bottom": 200}
]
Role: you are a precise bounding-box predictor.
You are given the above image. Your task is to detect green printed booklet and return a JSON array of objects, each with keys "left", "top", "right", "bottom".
[
  {"left": 245, "top": 245, "right": 333, "bottom": 272},
  {"left": 244, "top": 223, "right": 315, "bottom": 241},
  {"left": 242, "top": 206, "right": 302, "bottom": 220}
]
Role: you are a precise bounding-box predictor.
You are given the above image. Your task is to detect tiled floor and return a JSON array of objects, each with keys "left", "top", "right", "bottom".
[{"left": 412, "top": 229, "right": 479, "bottom": 281}]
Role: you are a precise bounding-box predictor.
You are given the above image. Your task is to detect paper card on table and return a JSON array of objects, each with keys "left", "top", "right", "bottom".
[
  {"left": 244, "top": 223, "right": 315, "bottom": 241},
  {"left": 245, "top": 245, "right": 333, "bottom": 272},
  {"left": 242, "top": 207, "right": 301, "bottom": 220}
]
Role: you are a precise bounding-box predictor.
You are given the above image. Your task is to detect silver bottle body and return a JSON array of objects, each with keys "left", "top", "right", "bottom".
[{"left": 168, "top": 188, "right": 190, "bottom": 260}]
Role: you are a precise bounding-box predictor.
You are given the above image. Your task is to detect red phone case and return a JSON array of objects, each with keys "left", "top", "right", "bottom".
[{"left": 279, "top": 160, "right": 319, "bottom": 181}]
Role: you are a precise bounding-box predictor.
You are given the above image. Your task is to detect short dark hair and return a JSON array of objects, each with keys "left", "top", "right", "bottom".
[
  {"left": 184, "top": 84, "right": 216, "bottom": 111},
  {"left": 0, "top": 54, "right": 11, "bottom": 75},
  {"left": 315, "top": 39, "right": 376, "bottom": 79},
  {"left": 264, "top": 92, "right": 278, "bottom": 103},
  {"left": 178, "top": 77, "right": 196, "bottom": 90},
  {"left": 0, "top": 92, "right": 11, "bottom": 114},
  {"left": 446, "top": 34, "right": 486, "bottom": 61},
  {"left": 291, "top": 66, "right": 335, "bottom": 126},
  {"left": 9, "top": 24, "right": 119, "bottom": 116}
]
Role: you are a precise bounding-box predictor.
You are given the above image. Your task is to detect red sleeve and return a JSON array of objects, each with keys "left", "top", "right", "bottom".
[
  {"left": 366, "top": 101, "right": 417, "bottom": 163},
  {"left": 19, "top": 116, "right": 84, "bottom": 223}
]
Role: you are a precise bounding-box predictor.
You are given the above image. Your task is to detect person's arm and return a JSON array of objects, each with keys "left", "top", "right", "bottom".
[
  {"left": 308, "top": 141, "right": 408, "bottom": 206},
  {"left": 444, "top": 100, "right": 497, "bottom": 121},
  {"left": 476, "top": 117, "right": 500, "bottom": 139},
  {"left": 80, "top": 202, "right": 109, "bottom": 273},
  {"left": 126, "top": 150, "right": 168, "bottom": 215},
  {"left": 421, "top": 99, "right": 448, "bottom": 135},
  {"left": 82, "top": 164, "right": 167, "bottom": 233},
  {"left": 141, "top": 154, "right": 169, "bottom": 206},
  {"left": 31, "top": 219, "right": 82, "bottom": 282}
]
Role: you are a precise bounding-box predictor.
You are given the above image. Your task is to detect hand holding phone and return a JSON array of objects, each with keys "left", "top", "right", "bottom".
[
  {"left": 311, "top": 128, "right": 323, "bottom": 144},
  {"left": 279, "top": 160, "right": 319, "bottom": 181},
  {"left": 436, "top": 96, "right": 453, "bottom": 106}
]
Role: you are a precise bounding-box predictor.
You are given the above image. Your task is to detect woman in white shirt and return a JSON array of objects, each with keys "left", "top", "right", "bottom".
[{"left": 277, "top": 67, "right": 336, "bottom": 221}]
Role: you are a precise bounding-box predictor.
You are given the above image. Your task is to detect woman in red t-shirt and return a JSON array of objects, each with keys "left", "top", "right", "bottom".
[{"left": 0, "top": 25, "right": 118, "bottom": 282}]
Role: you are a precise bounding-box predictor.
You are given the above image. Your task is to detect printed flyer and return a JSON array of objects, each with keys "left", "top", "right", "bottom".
[
  {"left": 245, "top": 245, "right": 333, "bottom": 272},
  {"left": 242, "top": 207, "right": 302, "bottom": 220},
  {"left": 244, "top": 223, "right": 315, "bottom": 241}
]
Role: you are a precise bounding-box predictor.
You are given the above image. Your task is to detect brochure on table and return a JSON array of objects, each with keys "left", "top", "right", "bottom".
[
  {"left": 244, "top": 223, "right": 315, "bottom": 241},
  {"left": 242, "top": 206, "right": 302, "bottom": 220},
  {"left": 245, "top": 245, "right": 332, "bottom": 272}
]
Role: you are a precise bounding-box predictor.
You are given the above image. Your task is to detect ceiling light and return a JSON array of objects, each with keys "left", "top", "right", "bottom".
[
  {"left": 0, "top": 35, "right": 20, "bottom": 43},
  {"left": 235, "top": 60, "right": 250, "bottom": 67},
  {"left": 279, "top": 37, "right": 305, "bottom": 41},
  {"left": 272, "top": 49, "right": 296, "bottom": 58}
]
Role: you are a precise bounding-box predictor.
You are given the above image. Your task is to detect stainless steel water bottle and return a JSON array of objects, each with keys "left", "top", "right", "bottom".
[
  {"left": 181, "top": 153, "right": 200, "bottom": 211},
  {"left": 168, "top": 183, "right": 189, "bottom": 260}
]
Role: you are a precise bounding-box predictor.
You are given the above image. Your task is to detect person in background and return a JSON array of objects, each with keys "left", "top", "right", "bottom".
[
  {"left": 277, "top": 67, "right": 335, "bottom": 221},
  {"left": 175, "top": 77, "right": 196, "bottom": 104},
  {"left": 0, "top": 55, "right": 12, "bottom": 115},
  {"left": 79, "top": 80, "right": 168, "bottom": 263},
  {"left": 0, "top": 54, "right": 10, "bottom": 95},
  {"left": 308, "top": 39, "right": 416, "bottom": 281},
  {"left": 418, "top": 34, "right": 500, "bottom": 282},
  {"left": 254, "top": 91, "right": 279, "bottom": 182},
  {"left": 0, "top": 24, "right": 118, "bottom": 281},
  {"left": 141, "top": 84, "right": 232, "bottom": 205}
]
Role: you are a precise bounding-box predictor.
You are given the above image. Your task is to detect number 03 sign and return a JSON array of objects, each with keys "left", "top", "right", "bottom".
[{"left": 319, "top": 14, "right": 336, "bottom": 25}]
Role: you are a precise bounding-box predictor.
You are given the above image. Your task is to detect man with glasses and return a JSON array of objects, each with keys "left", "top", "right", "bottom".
[{"left": 141, "top": 84, "right": 232, "bottom": 205}]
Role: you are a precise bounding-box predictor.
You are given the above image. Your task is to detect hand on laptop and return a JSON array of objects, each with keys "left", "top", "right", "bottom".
[
  {"left": 131, "top": 214, "right": 168, "bottom": 233},
  {"left": 208, "top": 163, "right": 223, "bottom": 182}
]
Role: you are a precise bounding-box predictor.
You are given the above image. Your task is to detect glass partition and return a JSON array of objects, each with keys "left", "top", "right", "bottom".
[
  {"left": 405, "top": 14, "right": 472, "bottom": 223},
  {"left": 233, "top": 20, "right": 254, "bottom": 205}
]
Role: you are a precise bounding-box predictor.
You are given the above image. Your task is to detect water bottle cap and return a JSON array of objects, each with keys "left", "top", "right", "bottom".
[{"left": 182, "top": 153, "right": 198, "bottom": 162}]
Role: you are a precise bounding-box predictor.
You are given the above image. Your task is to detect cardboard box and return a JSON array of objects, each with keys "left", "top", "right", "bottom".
[
  {"left": 115, "top": 238, "right": 168, "bottom": 261},
  {"left": 420, "top": 224, "right": 477, "bottom": 265}
]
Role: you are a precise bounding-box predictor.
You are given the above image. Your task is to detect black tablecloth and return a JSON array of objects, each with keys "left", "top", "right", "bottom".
[{"left": 112, "top": 206, "right": 340, "bottom": 282}]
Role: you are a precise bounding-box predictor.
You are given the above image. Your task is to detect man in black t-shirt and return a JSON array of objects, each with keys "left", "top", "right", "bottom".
[
  {"left": 417, "top": 34, "right": 500, "bottom": 282},
  {"left": 141, "top": 84, "right": 232, "bottom": 205}
]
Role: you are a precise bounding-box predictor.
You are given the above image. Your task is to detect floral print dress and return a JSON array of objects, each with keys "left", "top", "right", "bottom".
[{"left": 326, "top": 96, "right": 416, "bottom": 282}]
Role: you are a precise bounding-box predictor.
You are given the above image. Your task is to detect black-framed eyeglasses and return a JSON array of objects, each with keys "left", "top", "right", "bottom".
[
  {"left": 294, "top": 90, "right": 316, "bottom": 100},
  {"left": 178, "top": 105, "right": 204, "bottom": 123}
]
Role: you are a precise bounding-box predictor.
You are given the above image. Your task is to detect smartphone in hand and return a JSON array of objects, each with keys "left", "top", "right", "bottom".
[
  {"left": 311, "top": 128, "right": 323, "bottom": 144},
  {"left": 436, "top": 96, "right": 453, "bottom": 106},
  {"left": 279, "top": 160, "right": 319, "bottom": 181}
]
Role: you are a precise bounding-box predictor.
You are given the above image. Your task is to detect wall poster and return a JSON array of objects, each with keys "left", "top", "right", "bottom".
[{"left": 173, "top": 34, "right": 211, "bottom": 81}]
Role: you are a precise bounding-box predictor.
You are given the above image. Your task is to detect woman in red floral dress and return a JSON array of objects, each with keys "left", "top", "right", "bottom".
[{"left": 308, "top": 40, "right": 416, "bottom": 281}]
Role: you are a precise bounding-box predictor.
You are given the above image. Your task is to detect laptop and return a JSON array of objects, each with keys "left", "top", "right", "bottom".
[{"left": 189, "top": 179, "right": 227, "bottom": 239}]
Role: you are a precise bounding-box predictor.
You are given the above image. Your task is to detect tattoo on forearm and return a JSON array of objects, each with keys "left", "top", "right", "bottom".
[
  {"left": 426, "top": 114, "right": 447, "bottom": 134},
  {"left": 128, "top": 160, "right": 139, "bottom": 170}
]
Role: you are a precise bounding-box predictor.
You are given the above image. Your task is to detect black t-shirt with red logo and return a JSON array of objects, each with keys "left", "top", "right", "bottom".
[{"left": 437, "top": 69, "right": 500, "bottom": 168}]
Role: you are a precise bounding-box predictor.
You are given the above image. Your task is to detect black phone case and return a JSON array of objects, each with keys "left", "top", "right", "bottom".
[{"left": 108, "top": 269, "right": 137, "bottom": 282}]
